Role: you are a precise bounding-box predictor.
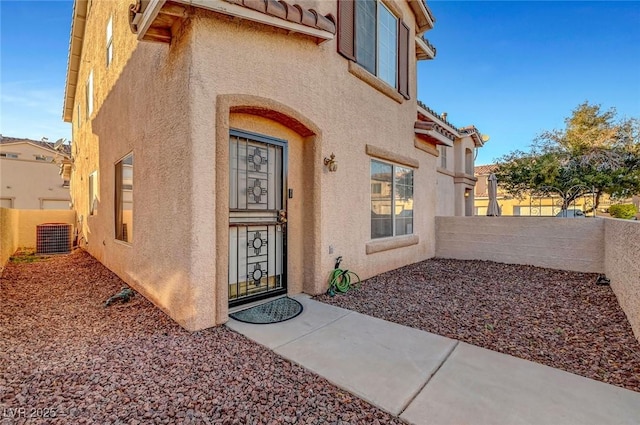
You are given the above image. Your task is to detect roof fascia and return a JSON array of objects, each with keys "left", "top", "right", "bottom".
[{"left": 62, "top": 0, "right": 89, "bottom": 123}]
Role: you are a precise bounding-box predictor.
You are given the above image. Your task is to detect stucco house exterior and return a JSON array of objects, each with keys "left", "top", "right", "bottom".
[
  {"left": 0, "top": 136, "right": 71, "bottom": 210},
  {"left": 62, "top": 0, "right": 484, "bottom": 331}
]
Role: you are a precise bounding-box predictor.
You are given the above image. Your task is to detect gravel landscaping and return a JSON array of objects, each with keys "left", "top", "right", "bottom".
[
  {"left": 1, "top": 250, "right": 403, "bottom": 424},
  {"left": 316, "top": 258, "right": 640, "bottom": 393}
]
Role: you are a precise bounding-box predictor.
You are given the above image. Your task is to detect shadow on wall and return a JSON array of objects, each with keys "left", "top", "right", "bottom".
[{"left": 86, "top": 24, "right": 211, "bottom": 330}]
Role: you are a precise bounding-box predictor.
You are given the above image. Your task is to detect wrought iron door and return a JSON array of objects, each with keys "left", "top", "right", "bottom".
[{"left": 228, "top": 129, "right": 287, "bottom": 306}]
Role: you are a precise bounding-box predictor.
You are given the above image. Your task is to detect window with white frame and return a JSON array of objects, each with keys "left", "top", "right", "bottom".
[
  {"left": 85, "top": 70, "right": 93, "bottom": 117},
  {"left": 1, "top": 153, "right": 19, "bottom": 159},
  {"left": 89, "top": 171, "right": 98, "bottom": 215},
  {"left": 370, "top": 159, "right": 414, "bottom": 239},
  {"left": 106, "top": 16, "right": 113, "bottom": 67}
]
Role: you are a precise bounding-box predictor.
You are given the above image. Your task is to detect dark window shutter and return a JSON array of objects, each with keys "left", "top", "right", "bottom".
[
  {"left": 398, "top": 20, "right": 410, "bottom": 99},
  {"left": 338, "top": 0, "right": 356, "bottom": 61}
]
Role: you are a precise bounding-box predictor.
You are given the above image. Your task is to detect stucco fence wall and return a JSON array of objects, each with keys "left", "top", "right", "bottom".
[
  {"left": 435, "top": 216, "right": 640, "bottom": 341},
  {"left": 0, "top": 208, "right": 76, "bottom": 269}
]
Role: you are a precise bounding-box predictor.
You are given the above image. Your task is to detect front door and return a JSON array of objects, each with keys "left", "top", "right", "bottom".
[{"left": 228, "top": 129, "right": 287, "bottom": 307}]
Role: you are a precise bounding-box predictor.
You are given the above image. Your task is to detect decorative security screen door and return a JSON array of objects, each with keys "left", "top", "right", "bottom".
[{"left": 228, "top": 129, "right": 287, "bottom": 306}]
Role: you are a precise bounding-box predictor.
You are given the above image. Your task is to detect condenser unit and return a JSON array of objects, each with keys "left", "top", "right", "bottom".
[{"left": 36, "top": 223, "right": 72, "bottom": 254}]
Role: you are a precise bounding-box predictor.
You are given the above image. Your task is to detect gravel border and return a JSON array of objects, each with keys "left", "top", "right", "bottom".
[
  {"left": 316, "top": 258, "right": 640, "bottom": 392},
  {"left": 1, "top": 250, "right": 405, "bottom": 424}
]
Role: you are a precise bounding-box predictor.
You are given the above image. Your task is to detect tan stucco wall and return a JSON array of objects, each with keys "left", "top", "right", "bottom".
[
  {"left": 0, "top": 208, "right": 75, "bottom": 269},
  {"left": 0, "top": 207, "right": 19, "bottom": 268},
  {"left": 435, "top": 216, "right": 605, "bottom": 273},
  {"left": 0, "top": 143, "right": 70, "bottom": 209},
  {"left": 70, "top": 0, "right": 438, "bottom": 330},
  {"left": 436, "top": 172, "right": 455, "bottom": 216},
  {"left": 604, "top": 219, "right": 640, "bottom": 341}
]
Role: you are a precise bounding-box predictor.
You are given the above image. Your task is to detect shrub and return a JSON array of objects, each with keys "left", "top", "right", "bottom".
[{"left": 608, "top": 204, "right": 638, "bottom": 219}]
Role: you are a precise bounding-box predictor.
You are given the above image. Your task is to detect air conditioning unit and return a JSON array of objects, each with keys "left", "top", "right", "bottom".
[{"left": 36, "top": 223, "right": 72, "bottom": 254}]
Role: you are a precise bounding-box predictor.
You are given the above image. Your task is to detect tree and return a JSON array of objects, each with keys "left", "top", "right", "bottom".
[{"left": 495, "top": 102, "right": 640, "bottom": 212}]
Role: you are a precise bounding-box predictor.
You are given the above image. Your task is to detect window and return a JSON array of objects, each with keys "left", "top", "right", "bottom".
[
  {"left": 85, "top": 70, "right": 93, "bottom": 117},
  {"left": 338, "top": 0, "right": 410, "bottom": 98},
  {"left": 439, "top": 145, "right": 447, "bottom": 168},
  {"left": 370, "top": 159, "right": 413, "bottom": 239},
  {"left": 115, "top": 153, "right": 133, "bottom": 242},
  {"left": 1, "top": 153, "right": 19, "bottom": 159},
  {"left": 35, "top": 155, "right": 53, "bottom": 162},
  {"left": 106, "top": 16, "right": 113, "bottom": 67},
  {"left": 77, "top": 104, "right": 81, "bottom": 128},
  {"left": 89, "top": 171, "right": 98, "bottom": 215}
]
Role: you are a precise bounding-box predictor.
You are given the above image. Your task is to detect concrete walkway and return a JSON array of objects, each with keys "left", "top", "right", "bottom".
[{"left": 226, "top": 295, "right": 640, "bottom": 425}]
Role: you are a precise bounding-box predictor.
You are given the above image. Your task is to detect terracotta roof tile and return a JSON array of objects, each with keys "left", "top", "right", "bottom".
[
  {"left": 223, "top": 0, "right": 336, "bottom": 34},
  {"left": 474, "top": 164, "right": 498, "bottom": 176}
]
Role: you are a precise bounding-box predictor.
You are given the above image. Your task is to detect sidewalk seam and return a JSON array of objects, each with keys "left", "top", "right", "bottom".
[
  {"left": 271, "top": 306, "right": 353, "bottom": 350},
  {"left": 398, "top": 340, "right": 459, "bottom": 417}
]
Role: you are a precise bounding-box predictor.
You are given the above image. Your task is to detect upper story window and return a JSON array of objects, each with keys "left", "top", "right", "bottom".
[
  {"left": 1, "top": 153, "right": 19, "bottom": 159},
  {"left": 34, "top": 155, "right": 53, "bottom": 162},
  {"left": 356, "top": 0, "right": 397, "bottom": 88},
  {"left": 106, "top": 16, "right": 113, "bottom": 67},
  {"left": 85, "top": 70, "right": 94, "bottom": 118},
  {"left": 338, "top": 0, "right": 410, "bottom": 99}
]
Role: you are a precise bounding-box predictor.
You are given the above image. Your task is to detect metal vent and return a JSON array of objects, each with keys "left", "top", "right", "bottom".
[{"left": 36, "top": 223, "right": 72, "bottom": 254}]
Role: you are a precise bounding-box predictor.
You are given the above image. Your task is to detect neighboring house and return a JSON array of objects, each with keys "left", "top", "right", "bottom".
[
  {"left": 415, "top": 103, "right": 486, "bottom": 217},
  {"left": 474, "top": 164, "right": 633, "bottom": 216},
  {"left": 0, "top": 136, "right": 71, "bottom": 210},
  {"left": 62, "top": 0, "right": 484, "bottom": 331}
]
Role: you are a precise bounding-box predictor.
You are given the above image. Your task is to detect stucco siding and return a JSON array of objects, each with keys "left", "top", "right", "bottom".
[
  {"left": 604, "top": 219, "right": 640, "bottom": 340},
  {"left": 436, "top": 172, "right": 455, "bottom": 216},
  {"left": 435, "top": 217, "right": 605, "bottom": 273},
  {"left": 1, "top": 208, "right": 19, "bottom": 268},
  {"left": 70, "top": 0, "right": 438, "bottom": 330},
  {"left": 1, "top": 208, "right": 75, "bottom": 269}
]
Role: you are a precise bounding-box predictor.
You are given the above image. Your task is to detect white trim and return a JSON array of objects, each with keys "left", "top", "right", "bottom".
[{"left": 172, "top": 0, "right": 334, "bottom": 41}]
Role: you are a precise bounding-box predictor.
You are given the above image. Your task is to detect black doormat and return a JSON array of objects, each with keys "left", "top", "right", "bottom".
[{"left": 230, "top": 297, "right": 303, "bottom": 324}]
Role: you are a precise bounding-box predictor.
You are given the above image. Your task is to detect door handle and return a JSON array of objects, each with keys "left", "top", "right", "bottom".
[{"left": 278, "top": 210, "right": 287, "bottom": 224}]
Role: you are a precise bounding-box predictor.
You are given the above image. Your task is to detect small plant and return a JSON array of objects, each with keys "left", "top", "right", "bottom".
[
  {"left": 9, "top": 250, "right": 46, "bottom": 264},
  {"left": 608, "top": 204, "right": 637, "bottom": 219}
]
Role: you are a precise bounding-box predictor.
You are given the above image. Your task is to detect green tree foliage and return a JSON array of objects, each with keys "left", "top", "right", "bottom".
[{"left": 495, "top": 102, "right": 640, "bottom": 211}]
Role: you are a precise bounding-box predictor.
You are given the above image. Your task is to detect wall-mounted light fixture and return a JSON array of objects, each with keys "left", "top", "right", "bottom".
[{"left": 324, "top": 153, "right": 337, "bottom": 172}]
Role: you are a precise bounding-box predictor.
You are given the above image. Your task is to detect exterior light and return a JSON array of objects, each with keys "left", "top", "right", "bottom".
[{"left": 324, "top": 153, "right": 338, "bottom": 172}]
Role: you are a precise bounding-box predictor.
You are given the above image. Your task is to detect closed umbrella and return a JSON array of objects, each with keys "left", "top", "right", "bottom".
[{"left": 487, "top": 173, "right": 501, "bottom": 216}]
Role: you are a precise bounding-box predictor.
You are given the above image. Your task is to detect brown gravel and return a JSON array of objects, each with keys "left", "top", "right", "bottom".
[
  {"left": 0, "top": 250, "right": 404, "bottom": 424},
  {"left": 316, "top": 258, "right": 640, "bottom": 393}
]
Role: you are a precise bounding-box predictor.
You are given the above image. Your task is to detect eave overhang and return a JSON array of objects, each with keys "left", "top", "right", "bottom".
[
  {"left": 130, "top": 0, "right": 336, "bottom": 44},
  {"left": 460, "top": 126, "right": 486, "bottom": 147},
  {"left": 414, "top": 121, "right": 455, "bottom": 147},
  {"left": 408, "top": 0, "right": 435, "bottom": 33},
  {"left": 62, "top": 0, "right": 88, "bottom": 123},
  {"left": 415, "top": 35, "right": 436, "bottom": 60}
]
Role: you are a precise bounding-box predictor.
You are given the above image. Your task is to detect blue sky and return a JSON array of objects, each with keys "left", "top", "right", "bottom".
[{"left": 1, "top": 1, "right": 639, "bottom": 164}]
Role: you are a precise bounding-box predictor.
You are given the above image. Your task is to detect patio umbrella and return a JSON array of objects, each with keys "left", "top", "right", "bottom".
[{"left": 487, "top": 173, "right": 501, "bottom": 216}]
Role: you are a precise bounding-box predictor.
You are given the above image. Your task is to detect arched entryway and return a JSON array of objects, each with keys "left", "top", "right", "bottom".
[{"left": 214, "top": 95, "right": 322, "bottom": 323}]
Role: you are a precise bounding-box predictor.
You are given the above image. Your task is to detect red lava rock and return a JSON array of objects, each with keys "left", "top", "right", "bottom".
[{"left": 1, "top": 250, "right": 405, "bottom": 424}]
